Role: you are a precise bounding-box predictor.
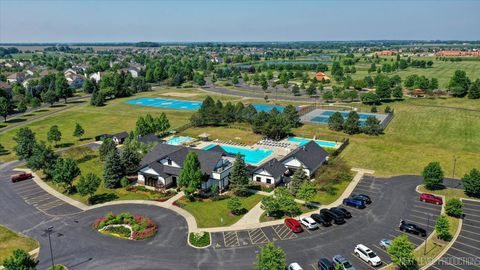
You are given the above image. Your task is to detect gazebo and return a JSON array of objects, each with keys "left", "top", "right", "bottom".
[{"left": 198, "top": 133, "right": 210, "bottom": 141}]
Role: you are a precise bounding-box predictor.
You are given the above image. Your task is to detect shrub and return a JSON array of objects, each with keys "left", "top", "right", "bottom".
[
  {"left": 93, "top": 212, "right": 157, "bottom": 240},
  {"left": 120, "top": 177, "right": 130, "bottom": 188},
  {"left": 445, "top": 198, "right": 463, "bottom": 218},
  {"left": 435, "top": 215, "right": 452, "bottom": 241},
  {"left": 189, "top": 232, "right": 210, "bottom": 247}
]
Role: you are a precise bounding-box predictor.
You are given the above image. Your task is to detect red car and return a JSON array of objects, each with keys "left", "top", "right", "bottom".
[
  {"left": 284, "top": 218, "right": 303, "bottom": 233},
  {"left": 11, "top": 172, "right": 33, "bottom": 183},
  {"left": 419, "top": 193, "right": 443, "bottom": 205}
]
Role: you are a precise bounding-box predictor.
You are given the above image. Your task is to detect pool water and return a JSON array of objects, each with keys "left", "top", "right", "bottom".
[
  {"left": 166, "top": 136, "right": 193, "bottom": 145},
  {"left": 203, "top": 144, "right": 273, "bottom": 165},
  {"left": 126, "top": 98, "right": 202, "bottom": 110},
  {"left": 287, "top": 137, "right": 337, "bottom": 148},
  {"left": 126, "top": 97, "right": 286, "bottom": 113}
]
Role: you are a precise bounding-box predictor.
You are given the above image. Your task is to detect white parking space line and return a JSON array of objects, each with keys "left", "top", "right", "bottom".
[
  {"left": 464, "top": 212, "right": 480, "bottom": 218},
  {"left": 248, "top": 228, "right": 269, "bottom": 245},
  {"left": 454, "top": 241, "right": 480, "bottom": 252},
  {"left": 37, "top": 200, "right": 65, "bottom": 211},
  {"left": 412, "top": 204, "right": 440, "bottom": 212},
  {"left": 438, "top": 258, "right": 464, "bottom": 270},
  {"left": 310, "top": 263, "right": 318, "bottom": 270},
  {"left": 21, "top": 190, "right": 46, "bottom": 198},
  {"left": 450, "top": 246, "right": 480, "bottom": 260},
  {"left": 462, "top": 223, "right": 479, "bottom": 230},
  {"left": 462, "top": 229, "right": 480, "bottom": 237},
  {"left": 17, "top": 188, "right": 43, "bottom": 196},
  {"left": 458, "top": 235, "right": 480, "bottom": 244},
  {"left": 272, "top": 224, "right": 297, "bottom": 240},
  {"left": 24, "top": 194, "right": 52, "bottom": 203},
  {"left": 353, "top": 187, "right": 378, "bottom": 194},
  {"left": 372, "top": 244, "right": 390, "bottom": 258},
  {"left": 39, "top": 201, "right": 66, "bottom": 211},
  {"left": 394, "top": 230, "right": 425, "bottom": 242},
  {"left": 223, "top": 231, "right": 240, "bottom": 247},
  {"left": 463, "top": 207, "right": 480, "bottom": 214},
  {"left": 444, "top": 253, "right": 480, "bottom": 269},
  {"left": 350, "top": 253, "right": 378, "bottom": 270},
  {"left": 429, "top": 264, "right": 442, "bottom": 270},
  {"left": 355, "top": 183, "right": 381, "bottom": 191}
]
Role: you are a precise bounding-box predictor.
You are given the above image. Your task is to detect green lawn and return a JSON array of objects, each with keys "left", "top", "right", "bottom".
[
  {"left": 0, "top": 225, "right": 38, "bottom": 264},
  {"left": 312, "top": 180, "right": 351, "bottom": 205},
  {"left": 176, "top": 194, "right": 264, "bottom": 228}
]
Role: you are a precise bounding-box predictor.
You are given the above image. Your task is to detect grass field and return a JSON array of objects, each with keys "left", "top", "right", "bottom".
[
  {"left": 176, "top": 194, "right": 264, "bottom": 228},
  {"left": 0, "top": 225, "right": 38, "bottom": 264}
]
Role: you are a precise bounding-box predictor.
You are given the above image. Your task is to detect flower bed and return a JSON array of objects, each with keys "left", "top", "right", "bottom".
[
  {"left": 189, "top": 232, "right": 210, "bottom": 248},
  {"left": 93, "top": 212, "right": 157, "bottom": 240}
]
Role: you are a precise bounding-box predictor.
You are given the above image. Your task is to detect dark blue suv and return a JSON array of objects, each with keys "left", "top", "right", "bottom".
[{"left": 343, "top": 197, "right": 366, "bottom": 209}]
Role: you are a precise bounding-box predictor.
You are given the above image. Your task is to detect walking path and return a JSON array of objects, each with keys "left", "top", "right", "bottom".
[{"left": 15, "top": 167, "right": 373, "bottom": 234}]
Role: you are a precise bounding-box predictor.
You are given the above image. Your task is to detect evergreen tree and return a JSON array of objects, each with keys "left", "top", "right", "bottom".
[
  {"left": 422, "top": 162, "right": 444, "bottom": 190},
  {"left": 47, "top": 125, "right": 62, "bottom": 146},
  {"left": 462, "top": 168, "right": 480, "bottom": 197},
  {"left": 468, "top": 79, "right": 480, "bottom": 99},
  {"left": 0, "top": 96, "right": 9, "bottom": 122},
  {"left": 13, "top": 127, "right": 37, "bottom": 160},
  {"left": 2, "top": 249, "right": 38, "bottom": 270},
  {"left": 448, "top": 70, "right": 470, "bottom": 97},
  {"left": 363, "top": 116, "right": 383, "bottom": 135},
  {"left": 99, "top": 138, "right": 117, "bottom": 161},
  {"left": 73, "top": 123, "right": 85, "bottom": 140},
  {"left": 77, "top": 173, "right": 101, "bottom": 203},
  {"left": 178, "top": 151, "right": 203, "bottom": 193},
  {"left": 283, "top": 105, "right": 301, "bottom": 128},
  {"left": 53, "top": 158, "right": 81, "bottom": 192},
  {"left": 343, "top": 111, "right": 361, "bottom": 135},
  {"left": 26, "top": 141, "right": 58, "bottom": 179},
  {"left": 289, "top": 165, "right": 308, "bottom": 196},
  {"left": 328, "top": 111, "right": 344, "bottom": 131},
  {"left": 121, "top": 146, "right": 141, "bottom": 175},
  {"left": 103, "top": 150, "right": 124, "bottom": 189},
  {"left": 255, "top": 242, "right": 286, "bottom": 270},
  {"left": 90, "top": 88, "right": 105, "bottom": 106},
  {"left": 230, "top": 154, "right": 250, "bottom": 196}
]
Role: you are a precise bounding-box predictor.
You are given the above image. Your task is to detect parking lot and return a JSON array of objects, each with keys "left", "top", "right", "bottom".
[
  {"left": 8, "top": 176, "right": 81, "bottom": 216},
  {"left": 428, "top": 200, "right": 480, "bottom": 270}
]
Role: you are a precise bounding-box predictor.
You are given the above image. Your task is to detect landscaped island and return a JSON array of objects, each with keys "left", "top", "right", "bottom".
[{"left": 93, "top": 212, "right": 157, "bottom": 240}]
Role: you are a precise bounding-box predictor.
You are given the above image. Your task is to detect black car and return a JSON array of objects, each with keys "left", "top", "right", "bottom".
[
  {"left": 320, "top": 209, "right": 345, "bottom": 225},
  {"left": 318, "top": 257, "right": 335, "bottom": 270},
  {"left": 311, "top": 213, "right": 332, "bottom": 227},
  {"left": 399, "top": 220, "right": 427, "bottom": 237},
  {"left": 352, "top": 194, "right": 372, "bottom": 204},
  {"left": 330, "top": 207, "right": 352, "bottom": 219}
]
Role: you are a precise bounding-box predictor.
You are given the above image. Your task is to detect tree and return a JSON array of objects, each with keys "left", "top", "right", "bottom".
[
  {"left": 370, "top": 106, "right": 378, "bottom": 113},
  {"left": 26, "top": 141, "right": 58, "bottom": 179},
  {"left": 422, "top": 162, "right": 444, "bottom": 190},
  {"left": 55, "top": 73, "right": 73, "bottom": 103},
  {"left": 17, "top": 100, "right": 27, "bottom": 113},
  {"left": 120, "top": 146, "right": 141, "bottom": 175},
  {"left": 30, "top": 97, "right": 41, "bottom": 108},
  {"left": 387, "top": 234, "right": 417, "bottom": 270},
  {"left": 289, "top": 166, "right": 308, "bottom": 196},
  {"left": 297, "top": 181, "right": 316, "bottom": 202},
  {"left": 73, "top": 123, "right": 85, "bottom": 140},
  {"left": 445, "top": 198, "right": 463, "bottom": 218},
  {"left": 178, "top": 151, "right": 203, "bottom": 195},
  {"left": 255, "top": 242, "right": 286, "bottom": 270},
  {"left": 435, "top": 215, "right": 452, "bottom": 241},
  {"left": 227, "top": 197, "right": 242, "bottom": 215},
  {"left": 53, "top": 158, "right": 81, "bottom": 192},
  {"left": 103, "top": 150, "right": 124, "bottom": 189},
  {"left": 2, "top": 249, "right": 38, "bottom": 270},
  {"left": 13, "top": 127, "right": 37, "bottom": 160},
  {"left": 77, "top": 173, "right": 101, "bottom": 203},
  {"left": 47, "top": 125, "right": 62, "bottom": 146},
  {"left": 361, "top": 92, "right": 380, "bottom": 104},
  {"left": 0, "top": 96, "right": 10, "bottom": 122},
  {"left": 41, "top": 89, "right": 58, "bottom": 106},
  {"left": 229, "top": 154, "right": 250, "bottom": 196},
  {"left": 375, "top": 74, "right": 392, "bottom": 99},
  {"left": 468, "top": 79, "right": 480, "bottom": 99},
  {"left": 90, "top": 88, "right": 105, "bottom": 106},
  {"left": 328, "top": 111, "right": 344, "bottom": 131},
  {"left": 99, "top": 138, "right": 117, "bottom": 161},
  {"left": 448, "top": 70, "right": 470, "bottom": 97},
  {"left": 462, "top": 168, "right": 480, "bottom": 197},
  {"left": 343, "top": 111, "right": 361, "bottom": 135},
  {"left": 363, "top": 116, "right": 383, "bottom": 135},
  {"left": 283, "top": 105, "right": 301, "bottom": 128},
  {"left": 392, "top": 85, "right": 403, "bottom": 99}
]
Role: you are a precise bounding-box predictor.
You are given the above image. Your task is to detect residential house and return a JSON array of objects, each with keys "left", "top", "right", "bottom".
[
  {"left": 137, "top": 144, "right": 234, "bottom": 190},
  {"left": 65, "top": 73, "right": 85, "bottom": 89},
  {"left": 112, "top": 131, "right": 129, "bottom": 144},
  {"left": 315, "top": 72, "right": 331, "bottom": 81},
  {"left": 7, "top": 72, "right": 26, "bottom": 84},
  {"left": 251, "top": 158, "right": 287, "bottom": 186},
  {"left": 279, "top": 141, "right": 328, "bottom": 178},
  {"left": 89, "top": 72, "right": 102, "bottom": 83}
]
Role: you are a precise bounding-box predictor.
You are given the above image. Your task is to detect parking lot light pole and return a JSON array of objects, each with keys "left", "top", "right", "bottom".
[{"left": 46, "top": 226, "right": 55, "bottom": 268}]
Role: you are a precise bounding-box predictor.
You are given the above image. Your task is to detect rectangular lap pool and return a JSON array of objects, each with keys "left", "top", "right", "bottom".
[
  {"left": 300, "top": 109, "right": 388, "bottom": 127},
  {"left": 203, "top": 144, "right": 273, "bottom": 165},
  {"left": 165, "top": 136, "right": 194, "bottom": 145},
  {"left": 287, "top": 137, "right": 338, "bottom": 148},
  {"left": 126, "top": 97, "right": 287, "bottom": 112}
]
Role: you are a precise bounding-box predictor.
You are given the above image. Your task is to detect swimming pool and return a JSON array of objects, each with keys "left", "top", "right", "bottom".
[
  {"left": 287, "top": 137, "right": 337, "bottom": 148},
  {"left": 203, "top": 144, "right": 273, "bottom": 165},
  {"left": 126, "top": 98, "right": 202, "bottom": 110},
  {"left": 126, "top": 97, "right": 286, "bottom": 112},
  {"left": 165, "top": 136, "right": 194, "bottom": 145}
]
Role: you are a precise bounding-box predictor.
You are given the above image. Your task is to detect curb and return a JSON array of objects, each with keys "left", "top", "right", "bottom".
[{"left": 187, "top": 231, "right": 212, "bottom": 249}]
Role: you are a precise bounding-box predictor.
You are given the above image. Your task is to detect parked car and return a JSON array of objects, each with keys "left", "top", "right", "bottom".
[
  {"left": 285, "top": 218, "right": 303, "bottom": 233},
  {"left": 318, "top": 257, "right": 335, "bottom": 270},
  {"left": 379, "top": 239, "right": 392, "bottom": 250},
  {"left": 330, "top": 207, "right": 352, "bottom": 219},
  {"left": 419, "top": 193, "right": 443, "bottom": 205},
  {"left": 351, "top": 194, "right": 372, "bottom": 204},
  {"left": 320, "top": 209, "right": 345, "bottom": 225},
  {"left": 10, "top": 172, "right": 33, "bottom": 183},
  {"left": 343, "top": 197, "right": 366, "bottom": 209},
  {"left": 354, "top": 244, "right": 382, "bottom": 266},
  {"left": 310, "top": 213, "right": 332, "bottom": 227},
  {"left": 399, "top": 220, "right": 426, "bottom": 237},
  {"left": 287, "top": 262, "right": 303, "bottom": 270},
  {"left": 332, "top": 255, "right": 356, "bottom": 270},
  {"left": 299, "top": 216, "right": 318, "bottom": 230}
]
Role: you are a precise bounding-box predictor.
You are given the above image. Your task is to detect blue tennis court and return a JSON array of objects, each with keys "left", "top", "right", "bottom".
[
  {"left": 301, "top": 109, "right": 388, "bottom": 126},
  {"left": 126, "top": 97, "right": 202, "bottom": 110}
]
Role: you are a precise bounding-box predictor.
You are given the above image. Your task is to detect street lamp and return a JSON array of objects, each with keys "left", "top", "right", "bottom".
[{"left": 45, "top": 226, "right": 55, "bottom": 268}]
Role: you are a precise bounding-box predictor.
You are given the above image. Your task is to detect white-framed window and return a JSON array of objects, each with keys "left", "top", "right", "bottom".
[{"left": 256, "top": 176, "right": 261, "bottom": 182}]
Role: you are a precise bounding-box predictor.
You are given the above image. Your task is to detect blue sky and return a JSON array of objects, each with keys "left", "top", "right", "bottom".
[{"left": 1, "top": 0, "right": 479, "bottom": 43}]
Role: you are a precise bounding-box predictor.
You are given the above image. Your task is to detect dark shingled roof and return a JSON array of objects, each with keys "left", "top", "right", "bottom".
[
  {"left": 280, "top": 140, "right": 328, "bottom": 172},
  {"left": 254, "top": 158, "right": 286, "bottom": 179},
  {"left": 137, "top": 133, "right": 161, "bottom": 144},
  {"left": 112, "top": 131, "right": 129, "bottom": 140},
  {"left": 206, "top": 145, "right": 236, "bottom": 158}
]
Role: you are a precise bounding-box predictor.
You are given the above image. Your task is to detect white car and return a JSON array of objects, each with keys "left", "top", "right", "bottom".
[
  {"left": 354, "top": 244, "right": 382, "bottom": 266},
  {"left": 287, "top": 262, "right": 303, "bottom": 270},
  {"left": 299, "top": 216, "right": 318, "bottom": 230}
]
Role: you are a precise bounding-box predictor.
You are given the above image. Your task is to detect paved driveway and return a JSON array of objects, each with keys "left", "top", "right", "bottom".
[{"left": 428, "top": 200, "right": 480, "bottom": 270}]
